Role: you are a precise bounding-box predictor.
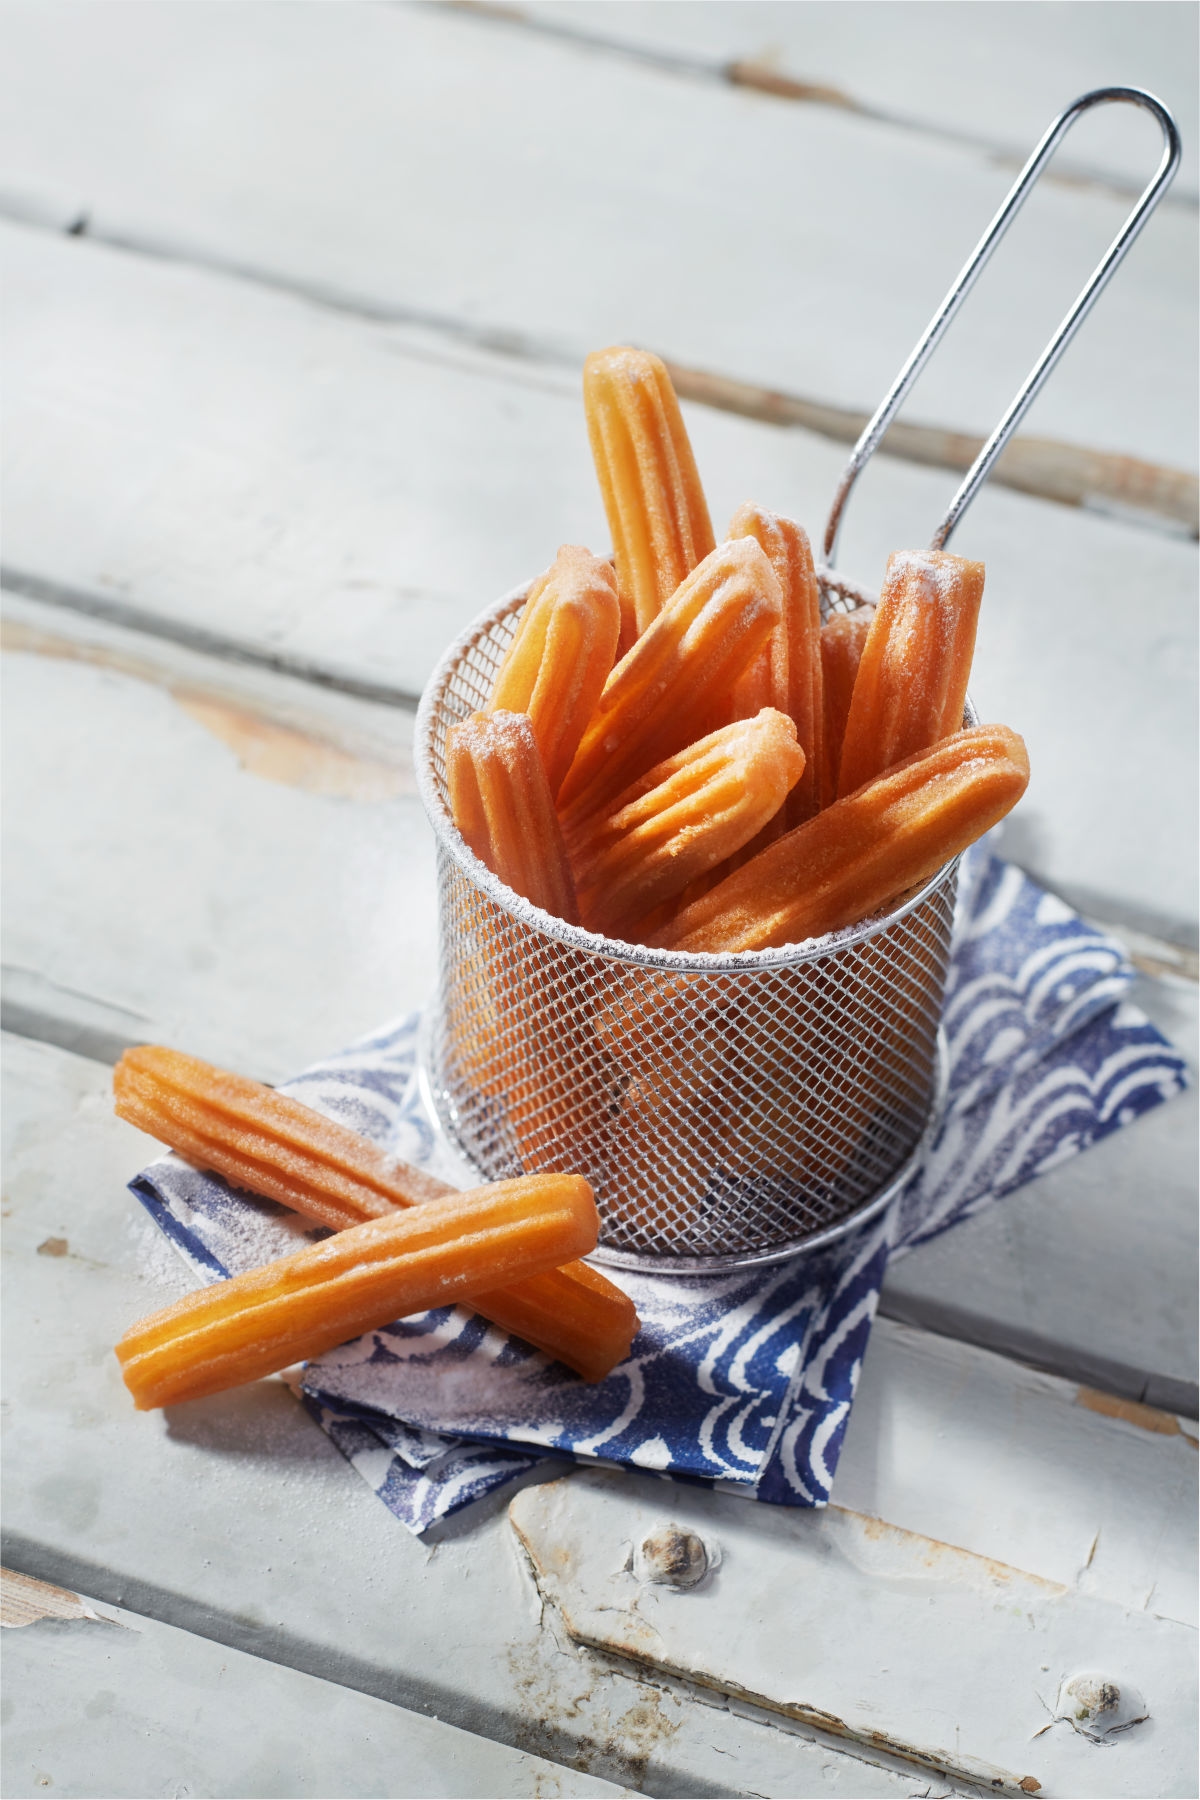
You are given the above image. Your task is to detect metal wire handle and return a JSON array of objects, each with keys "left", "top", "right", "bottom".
[{"left": 823, "top": 86, "right": 1182, "bottom": 567}]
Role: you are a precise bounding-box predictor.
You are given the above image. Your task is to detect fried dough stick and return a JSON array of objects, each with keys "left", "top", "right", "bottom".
[
  {"left": 447, "top": 710, "right": 579, "bottom": 923},
  {"left": 837, "top": 550, "right": 984, "bottom": 797},
  {"left": 728, "top": 505, "right": 824, "bottom": 827},
  {"left": 557, "top": 537, "right": 783, "bottom": 830},
  {"left": 115, "top": 1048, "right": 639, "bottom": 1383},
  {"left": 489, "top": 546, "right": 621, "bottom": 798},
  {"left": 116, "top": 1174, "right": 599, "bottom": 1409},
  {"left": 820, "top": 604, "right": 875, "bottom": 806},
  {"left": 570, "top": 709, "right": 805, "bottom": 941},
  {"left": 654, "top": 723, "right": 1030, "bottom": 953},
  {"left": 584, "top": 347, "right": 715, "bottom": 645}
]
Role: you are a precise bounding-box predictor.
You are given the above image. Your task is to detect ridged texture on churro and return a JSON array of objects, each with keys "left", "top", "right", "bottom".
[
  {"left": 728, "top": 505, "right": 824, "bottom": 827},
  {"left": 489, "top": 546, "right": 621, "bottom": 798},
  {"left": 447, "top": 710, "right": 579, "bottom": 923},
  {"left": 584, "top": 347, "right": 716, "bottom": 645},
  {"left": 446, "top": 715, "right": 618, "bottom": 1178},
  {"left": 115, "top": 1174, "right": 599, "bottom": 1409},
  {"left": 820, "top": 604, "right": 875, "bottom": 807},
  {"left": 837, "top": 551, "right": 984, "bottom": 798},
  {"left": 653, "top": 723, "right": 1030, "bottom": 953},
  {"left": 569, "top": 710, "right": 805, "bottom": 941},
  {"left": 114, "top": 1047, "right": 639, "bottom": 1383},
  {"left": 557, "top": 537, "right": 783, "bottom": 830},
  {"left": 470, "top": 1258, "right": 636, "bottom": 1385},
  {"left": 115, "top": 1046, "right": 447, "bottom": 1228}
]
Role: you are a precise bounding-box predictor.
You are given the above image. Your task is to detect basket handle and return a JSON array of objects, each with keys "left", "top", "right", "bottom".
[{"left": 821, "top": 86, "right": 1181, "bottom": 566}]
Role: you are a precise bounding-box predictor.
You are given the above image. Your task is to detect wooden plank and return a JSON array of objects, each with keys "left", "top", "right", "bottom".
[
  {"left": 1, "top": 602, "right": 436, "bottom": 1085},
  {"left": 881, "top": 970, "right": 1199, "bottom": 1416},
  {"left": 0, "top": 1, "right": 1194, "bottom": 472},
  {"left": 0, "top": 619, "right": 437, "bottom": 1087},
  {"left": 4, "top": 226, "right": 1196, "bottom": 940},
  {"left": 511, "top": 1463, "right": 1197, "bottom": 1796},
  {"left": 1, "top": 1579, "right": 633, "bottom": 1800},
  {"left": 0, "top": 1036, "right": 976, "bottom": 1799},
  {"left": 511, "top": 0, "right": 1200, "bottom": 197},
  {"left": 836, "top": 1318, "right": 1197, "bottom": 1630}
]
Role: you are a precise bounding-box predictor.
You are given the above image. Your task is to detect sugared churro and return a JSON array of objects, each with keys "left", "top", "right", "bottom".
[
  {"left": 557, "top": 537, "right": 783, "bottom": 830},
  {"left": 114, "top": 1047, "right": 639, "bottom": 1383},
  {"left": 446, "top": 712, "right": 614, "bottom": 1176},
  {"left": 820, "top": 604, "right": 876, "bottom": 806},
  {"left": 489, "top": 546, "right": 621, "bottom": 798},
  {"left": 584, "top": 347, "right": 716, "bottom": 646},
  {"left": 115, "top": 1047, "right": 446, "bottom": 1229},
  {"left": 447, "top": 710, "right": 579, "bottom": 923},
  {"left": 728, "top": 505, "right": 824, "bottom": 827},
  {"left": 837, "top": 551, "right": 984, "bottom": 797},
  {"left": 115, "top": 1174, "right": 599, "bottom": 1410},
  {"left": 570, "top": 709, "right": 805, "bottom": 941},
  {"left": 654, "top": 723, "right": 1030, "bottom": 953}
]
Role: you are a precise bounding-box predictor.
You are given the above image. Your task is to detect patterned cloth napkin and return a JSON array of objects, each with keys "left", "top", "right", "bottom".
[{"left": 130, "top": 849, "right": 1188, "bottom": 1533}]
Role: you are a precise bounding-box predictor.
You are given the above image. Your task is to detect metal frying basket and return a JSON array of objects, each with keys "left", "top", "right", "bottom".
[{"left": 414, "top": 88, "right": 1179, "bottom": 1273}]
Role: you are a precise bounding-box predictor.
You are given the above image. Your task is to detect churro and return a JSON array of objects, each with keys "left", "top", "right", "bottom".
[
  {"left": 728, "top": 505, "right": 824, "bottom": 826},
  {"left": 557, "top": 537, "right": 783, "bottom": 830},
  {"left": 489, "top": 546, "right": 621, "bottom": 798},
  {"left": 115, "top": 1047, "right": 639, "bottom": 1383},
  {"left": 584, "top": 347, "right": 715, "bottom": 645},
  {"left": 115, "top": 1174, "right": 599, "bottom": 1409},
  {"left": 447, "top": 710, "right": 578, "bottom": 923},
  {"left": 820, "top": 604, "right": 875, "bottom": 806},
  {"left": 654, "top": 723, "right": 1030, "bottom": 953},
  {"left": 570, "top": 709, "right": 805, "bottom": 941},
  {"left": 837, "top": 551, "right": 984, "bottom": 797}
]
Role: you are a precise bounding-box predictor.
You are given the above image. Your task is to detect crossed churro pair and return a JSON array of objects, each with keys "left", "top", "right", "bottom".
[{"left": 114, "top": 1047, "right": 638, "bottom": 1408}]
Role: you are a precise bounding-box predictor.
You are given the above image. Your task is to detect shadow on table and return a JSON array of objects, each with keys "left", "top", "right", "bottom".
[{"left": 162, "top": 1376, "right": 335, "bottom": 1467}]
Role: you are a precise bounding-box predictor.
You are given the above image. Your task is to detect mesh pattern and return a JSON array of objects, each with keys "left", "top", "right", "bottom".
[{"left": 417, "top": 583, "right": 958, "bottom": 1270}]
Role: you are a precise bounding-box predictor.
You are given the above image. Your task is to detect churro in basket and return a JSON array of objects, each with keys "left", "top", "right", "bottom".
[
  {"left": 837, "top": 550, "right": 985, "bottom": 798},
  {"left": 727, "top": 504, "right": 824, "bottom": 828},
  {"left": 445, "top": 710, "right": 613, "bottom": 1173},
  {"left": 569, "top": 709, "right": 805, "bottom": 942},
  {"left": 820, "top": 604, "right": 875, "bottom": 806},
  {"left": 488, "top": 545, "right": 621, "bottom": 799},
  {"left": 656, "top": 723, "right": 1030, "bottom": 954},
  {"left": 557, "top": 536, "right": 783, "bottom": 829},
  {"left": 447, "top": 710, "right": 579, "bottom": 923},
  {"left": 584, "top": 346, "right": 715, "bottom": 646}
]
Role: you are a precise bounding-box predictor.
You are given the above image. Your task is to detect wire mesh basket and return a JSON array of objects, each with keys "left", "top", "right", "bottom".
[
  {"left": 415, "top": 576, "right": 957, "bottom": 1273},
  {"left": 414, "top": 85, "right": 1178, "bottom": 1273}
]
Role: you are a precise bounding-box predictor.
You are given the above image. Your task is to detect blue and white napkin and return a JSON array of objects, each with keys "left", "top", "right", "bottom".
[{"left": 130, "top": 849, "right": 1188, "bottom": 1533}]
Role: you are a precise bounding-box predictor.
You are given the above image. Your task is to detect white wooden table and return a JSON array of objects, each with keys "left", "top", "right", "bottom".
[{"left": 3, "top": 6, "right": 1196, "bottom": 1796}]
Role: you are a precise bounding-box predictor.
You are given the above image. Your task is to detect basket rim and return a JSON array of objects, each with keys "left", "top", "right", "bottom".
[{"left": 414, "top": 579, "right": 966, "bottom": 974}]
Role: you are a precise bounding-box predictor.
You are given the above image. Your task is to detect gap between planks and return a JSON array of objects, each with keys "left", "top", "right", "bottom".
[
  {"left": 0, "top": 566, "right": 421, "bottom": 711},
  {"left": 432, "top": 0, "right": 1199, "bottom": 213},
  {"left": 0, "top": 1531, "right": 769, "bottom": 1800},
  {"left": 1, "top": 204, "right": 1194, "bottom": 538}
]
